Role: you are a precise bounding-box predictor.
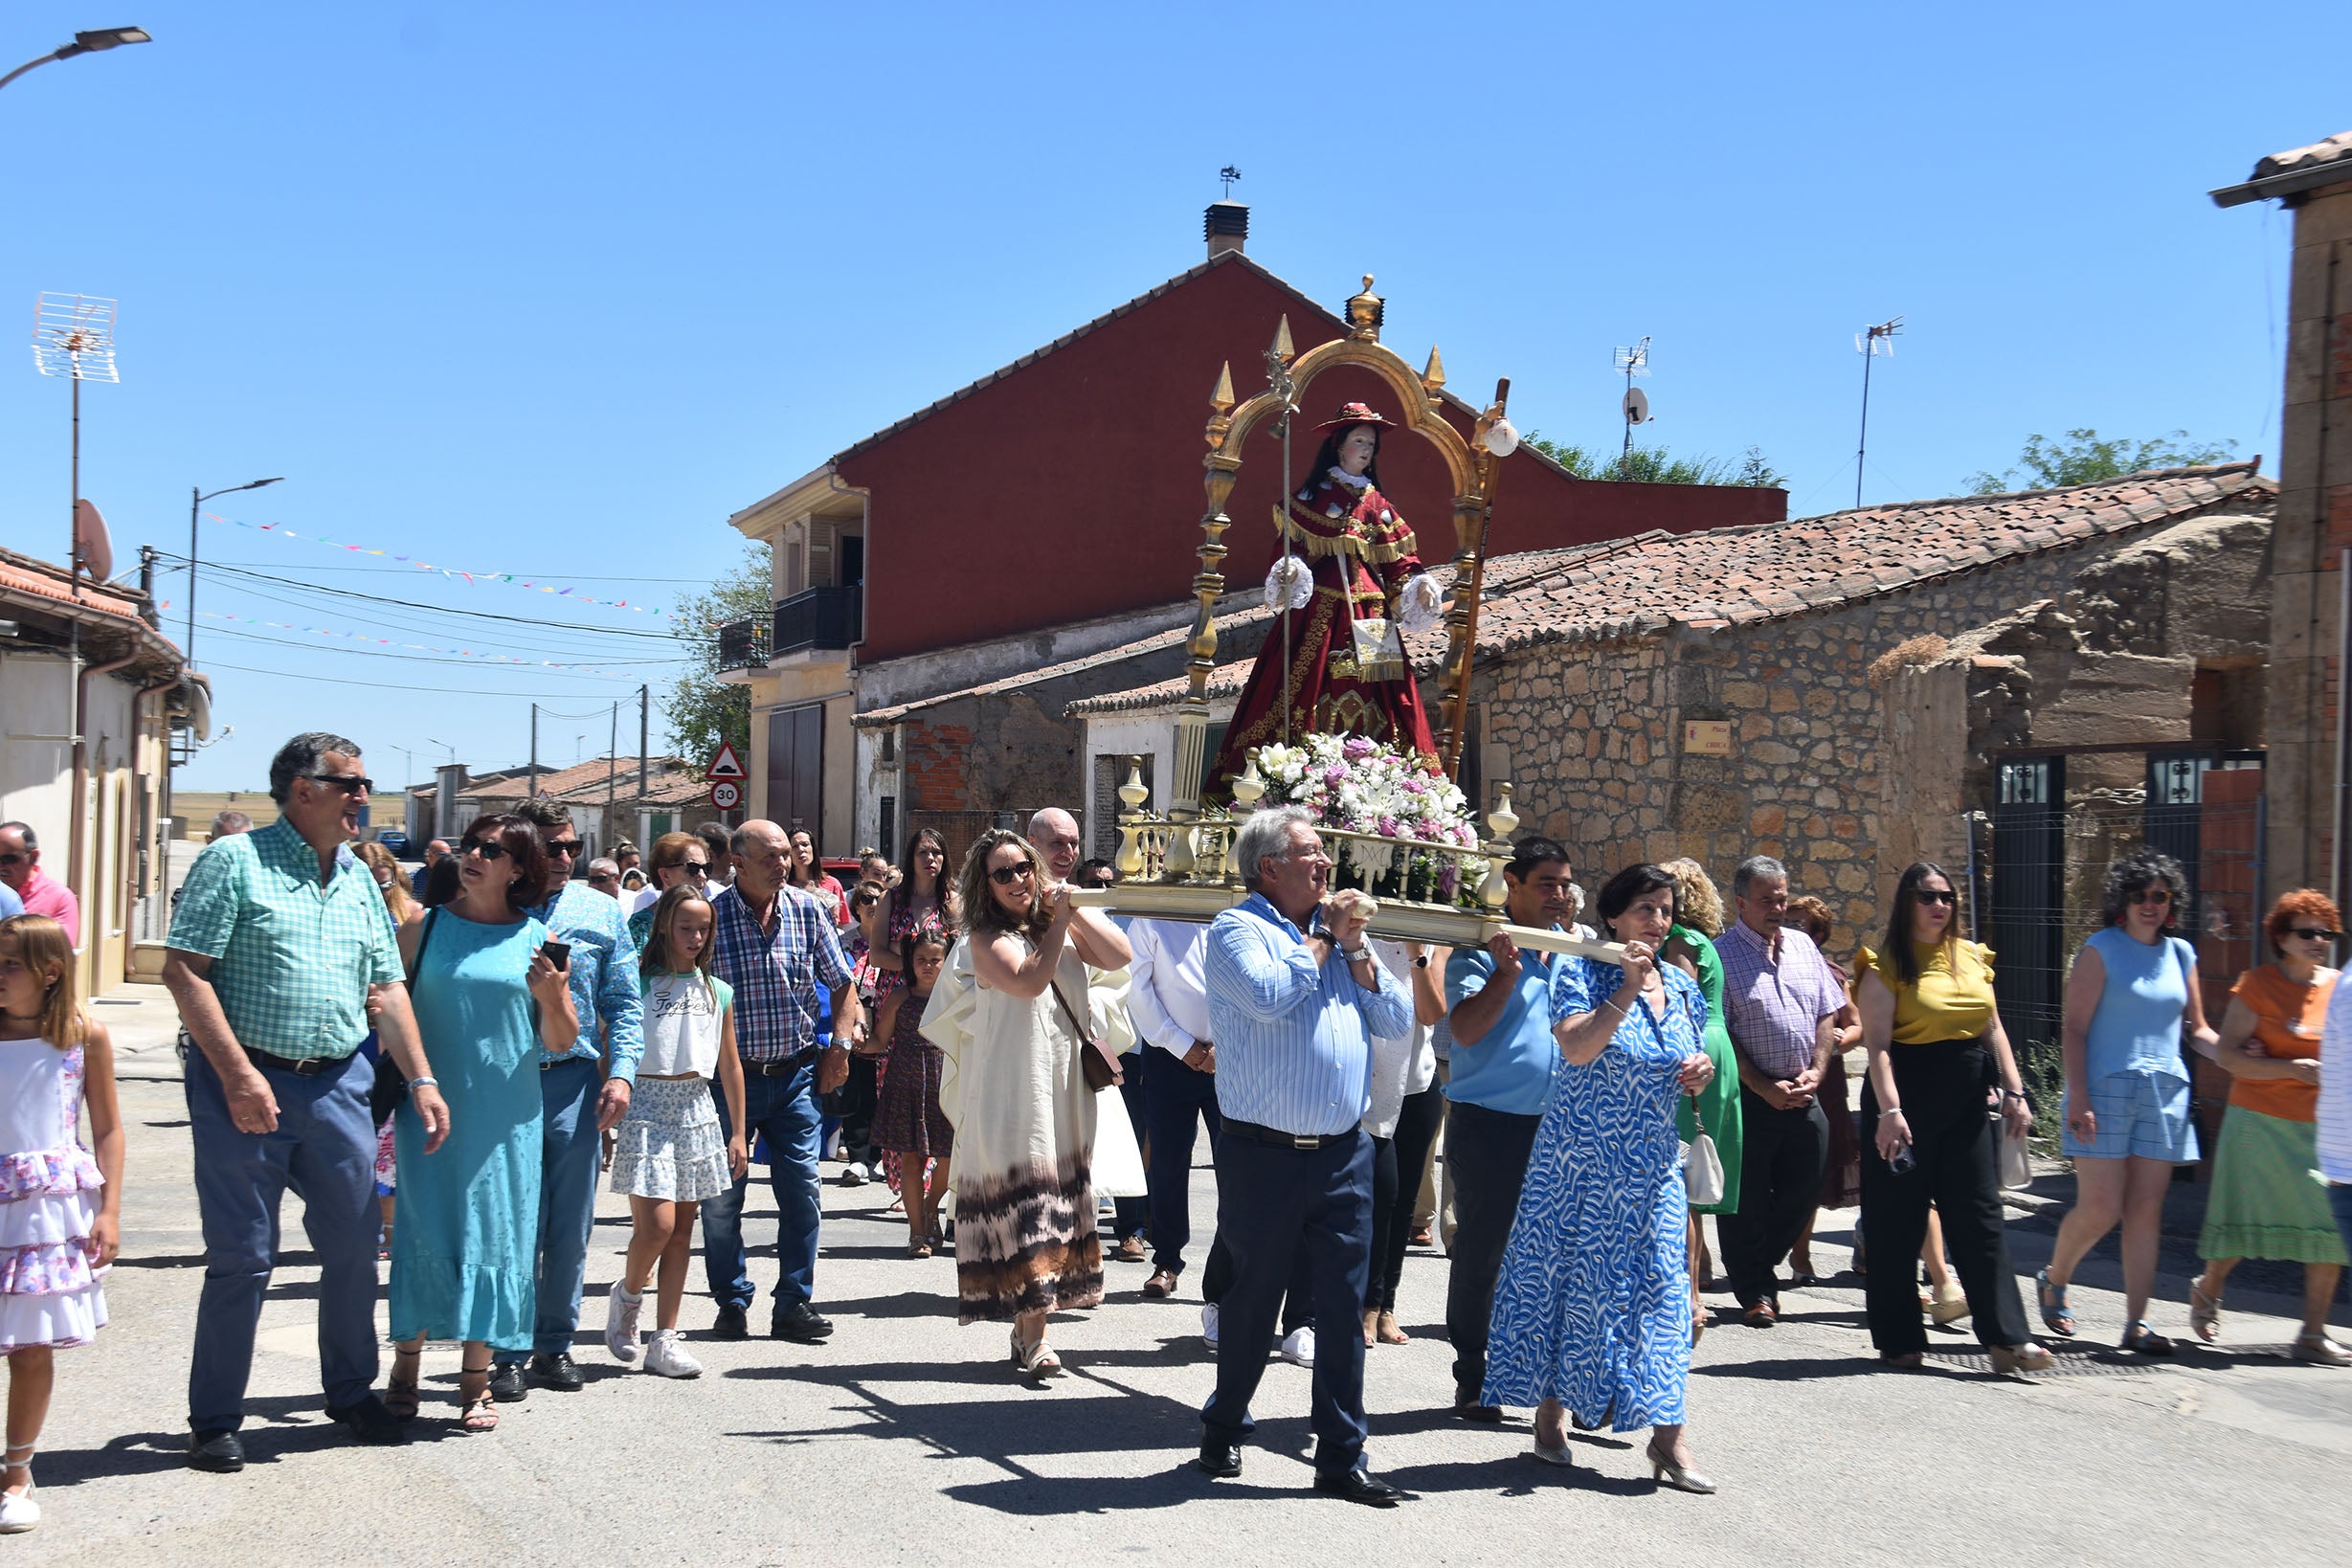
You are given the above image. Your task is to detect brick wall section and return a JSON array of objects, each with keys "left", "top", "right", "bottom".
[
  {"left": 902, "top": 721, "right": 974, "bottom": 811},
  {"left": 1479, "top": 534, "right": 2179, "bottom": 958}
]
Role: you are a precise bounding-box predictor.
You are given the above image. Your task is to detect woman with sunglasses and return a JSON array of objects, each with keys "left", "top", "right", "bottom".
[
  {"left": 1854, "top": 862, "right": 2050, "bottom": 1373},
  {"left": 628, "top": 832, "right": 710, "bottom": 951},
  {"left": 2038, "top": 849, "right": 2218, "bottom": 1354},
  {"left": 2187, "top": 890, "right": 2349, "bottom": 1364}
]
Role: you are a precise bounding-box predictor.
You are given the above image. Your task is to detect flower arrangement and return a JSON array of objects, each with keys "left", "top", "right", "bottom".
[{"left": 1245, "top": 733, "right": 1486, "bottom": 903}]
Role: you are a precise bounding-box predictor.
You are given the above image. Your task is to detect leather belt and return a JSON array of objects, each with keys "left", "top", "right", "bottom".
[
  {"left": 748, "top": 1049, "right": 820, "bottom": 1077},
  {"left": 242, "top": 1046, "right": 346, "bottom": 1077},
  {"left": 1222, "top": 1117, "right": 1350, "bottom": 1152}
]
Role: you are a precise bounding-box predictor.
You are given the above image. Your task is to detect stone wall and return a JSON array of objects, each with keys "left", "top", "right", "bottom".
[{"left": 1477, "top": 518, "right": 2269, "bottom": 960}]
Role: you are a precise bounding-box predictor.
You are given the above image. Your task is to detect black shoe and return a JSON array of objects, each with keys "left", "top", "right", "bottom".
[
  {"left": 1197, "top": 1439, "right": 1243, "bottom": 1478},
  {"left": 712, "top": 1304, "right": 750, "bottom": 1341},
  {"left": 1313, "top": 1467, "right": 1405, "bottom": 1508},
  {"left": 1452, "top": 1389, "right": 1504, "bottom": 1423},
  {"left": 771, "top": 1302, "right": 836, "bottom": 1343},
  {"left": 187, "top": 1428, "right": 245, "bottom": 1473},
  {"left": 527, "top": 1352, "right": 584, "bottom": 1391},
  {"left": 324, "top": 1394, "right": 406, "bottom": 1446},
  {"left": 487, "top": 1362, "right": 529, "bottom": 1403}
]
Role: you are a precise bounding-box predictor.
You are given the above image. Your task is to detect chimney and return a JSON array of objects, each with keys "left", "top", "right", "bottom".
[{"left": 1204, "top": 201, "right": 1248, "bottom": 259}]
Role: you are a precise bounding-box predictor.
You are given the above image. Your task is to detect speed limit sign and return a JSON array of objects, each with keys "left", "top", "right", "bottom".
[{"left": 708, "top": 779, "right": 742, "bottom": 811}]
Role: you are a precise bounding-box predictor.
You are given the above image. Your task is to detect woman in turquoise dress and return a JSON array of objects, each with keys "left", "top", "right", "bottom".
[
  {"left": 388, "top": 814, "right": 577, "bottom": 1432},
  {"left": 1484, "top": 862, "right": 1720, "bottom": 1493}
]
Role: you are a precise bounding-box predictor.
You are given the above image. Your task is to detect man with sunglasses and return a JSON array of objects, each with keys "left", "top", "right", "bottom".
[
  {"left": 490, "top": 799, "right": 644, "bottom": 1401},
  {"left": 1714, "top": 855, "right": 1841, "bottom": 1330},
  {"left": 163, "top": 733, "right": 450, "bottom": 1470},
  {"left": 0, "top": 821, "right": 78, "bottom": 946}
]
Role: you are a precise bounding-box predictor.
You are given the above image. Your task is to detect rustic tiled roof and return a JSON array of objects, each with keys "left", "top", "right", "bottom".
[
  {"left": 2255, "top": 131, "right": 2352, "bottom": 179},
  {"left": 459, "top": 757, "right": 689, "bottom": 803},
  {"left": 1466, "top": 462, "right": 2271, "bottom": 656}
]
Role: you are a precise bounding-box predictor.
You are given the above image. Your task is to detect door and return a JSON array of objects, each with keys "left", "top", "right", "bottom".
[
  {"left": 765, "top": 704, "right": 825, "bottom": 839},
  {"left": 1990, "top": 755, "right": 2066, "bottom": 1049}
]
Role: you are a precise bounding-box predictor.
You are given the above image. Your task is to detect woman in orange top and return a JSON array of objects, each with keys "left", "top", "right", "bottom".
[{"left": 2190, "top": 889, "right": 2349, "bottom": 1364}]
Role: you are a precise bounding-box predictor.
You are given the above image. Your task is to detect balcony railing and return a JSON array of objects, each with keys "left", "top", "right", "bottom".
[
  {"left": 716, "top": 616, "right": 770, "bottom": 671},
  {"left": 773, "top": 586, "right": 862, "bottom": 657}
]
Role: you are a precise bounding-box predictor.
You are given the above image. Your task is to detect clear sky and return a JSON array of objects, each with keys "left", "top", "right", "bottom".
[{"left": 0, "top": 2, "right": 2336, "bottom": 793}]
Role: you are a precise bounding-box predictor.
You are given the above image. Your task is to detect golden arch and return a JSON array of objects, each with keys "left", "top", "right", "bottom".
[{"left": 1170, "top": 276, "right": 1511, "bottom": 811}]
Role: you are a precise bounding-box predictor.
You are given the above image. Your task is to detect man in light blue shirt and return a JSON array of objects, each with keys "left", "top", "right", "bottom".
[
  {"left": 0, "top": 880, "right": 21, "bottom": 920},
  {"left": 1198, "top": 805, "right": 1411, "bottom": 1509},
  {"left": 495, "top": 799, "right": 643, "bottom": 1401}
]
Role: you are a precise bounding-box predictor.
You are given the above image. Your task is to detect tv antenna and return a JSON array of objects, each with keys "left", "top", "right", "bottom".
[
  {"left": 32, "top": 293, "right": 120, "bottom": 593},
  {"left": 1854, "top": 315, "right": 1901, "bottom": 508},
  {"left": 1219, "top": 165, "right": 1242, "bottom": 198},
  {"left": 1612, "top": 337, "right": 1652, "bottom": 476}
]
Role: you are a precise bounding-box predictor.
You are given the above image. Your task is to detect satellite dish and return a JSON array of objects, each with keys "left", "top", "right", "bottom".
[
  {"left": 1623, "top": 387, "right": 1650, "bottom": 427},
  {"left": 184, "top": 676, "right": 213, "bottom": 742},
  {"left": 73, "top": 499, "right": 114, "bottom": 581}
]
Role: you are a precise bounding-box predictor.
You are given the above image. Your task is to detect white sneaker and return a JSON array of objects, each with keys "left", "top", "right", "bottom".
[
  {"left": 1280, "top": 1326, "right": 1316, "bottom": 1367},
  {"left": 1202, "top": 1303, "right": 1221, "bottom": 1350},
  {"left": 840, "top": 1162, "right": 870, "bottom": 1187},
  {"left": 644, "top": 1330, "right": 703, "bottom": 1378},
  {"left": 604, "top": 1282, "right": 644, "bottom": 1364},
  {"left": 0, "top": 1482, "right": 37, "bottom": 1534}
]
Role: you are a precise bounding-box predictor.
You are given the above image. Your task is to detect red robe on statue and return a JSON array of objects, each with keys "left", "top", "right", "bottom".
[{"left": 1204, "top": 467, "right": 1442, "bottom": 796}]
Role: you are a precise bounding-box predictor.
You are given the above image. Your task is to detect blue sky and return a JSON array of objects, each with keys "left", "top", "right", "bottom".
[{"left": 0, "top": 2, "right": 2335, "bottom": 793}]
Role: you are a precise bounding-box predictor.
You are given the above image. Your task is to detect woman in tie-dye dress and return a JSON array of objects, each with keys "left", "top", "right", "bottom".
[{"left": 1482, "top": 862, "right": 1720, "bottom": 1493}]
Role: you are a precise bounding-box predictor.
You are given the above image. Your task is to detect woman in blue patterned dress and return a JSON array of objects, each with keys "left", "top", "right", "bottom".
[{"left": 1483, "top": 862, "right": 1719, "bottom": 1493}]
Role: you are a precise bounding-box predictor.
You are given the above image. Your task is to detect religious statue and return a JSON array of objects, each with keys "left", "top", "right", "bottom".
[{"left": 1203, "top": 401, "right": 1447, "bottom": 793}]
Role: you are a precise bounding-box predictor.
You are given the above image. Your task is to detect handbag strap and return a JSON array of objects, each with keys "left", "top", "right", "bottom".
[
  {"left": 404, "top": 907, "right": 442, "bottom": 996},
  {"left": 1045, "top": 966, "right": 1091, "bottom": 1043}
]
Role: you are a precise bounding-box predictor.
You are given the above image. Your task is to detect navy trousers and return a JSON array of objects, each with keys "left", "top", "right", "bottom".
[
  {"left": 1143, "top": 1047, "right": 1221, "bottom": 1274},
  {"left": 1200, "top": 1129, "right": 1373, "bottom": 1475}
]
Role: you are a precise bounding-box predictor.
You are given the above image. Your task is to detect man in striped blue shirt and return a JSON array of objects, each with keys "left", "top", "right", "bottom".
[{"left": 1198, "top": 806, "right": 1412, "bottom": 1508}]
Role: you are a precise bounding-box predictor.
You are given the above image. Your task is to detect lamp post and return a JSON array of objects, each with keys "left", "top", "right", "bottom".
[
  {"left": 0, "top": 27, "right": 151, "bottom": 93},
  {"left": 186, "top": 477, "right": 282, "bottom": 668}
]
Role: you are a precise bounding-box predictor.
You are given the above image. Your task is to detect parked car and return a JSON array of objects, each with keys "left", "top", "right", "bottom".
[{"left": 375, "top": 829, "right": 411, "bottom": 858}]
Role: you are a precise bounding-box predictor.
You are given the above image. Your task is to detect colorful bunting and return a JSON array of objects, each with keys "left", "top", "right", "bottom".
[
  {"left": 173, "top": 607, "right": 661, "bottom": 678},
  {"left": 209, "top": 514, "right": 674, "bottom": 617}
]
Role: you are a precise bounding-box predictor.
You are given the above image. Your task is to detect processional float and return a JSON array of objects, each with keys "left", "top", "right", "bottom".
[{"left": 1070, "top": 275, "right": 1623, "bottom": 963}]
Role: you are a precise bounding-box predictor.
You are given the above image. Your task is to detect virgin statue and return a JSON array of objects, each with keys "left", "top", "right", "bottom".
[{"left": 1203, "top": 401, "right": 1447, "bottom": 793}]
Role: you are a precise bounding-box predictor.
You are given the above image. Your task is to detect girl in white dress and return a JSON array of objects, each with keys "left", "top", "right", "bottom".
[{"left": 0, "top": 914, "right": 123, "bottom": 1534}]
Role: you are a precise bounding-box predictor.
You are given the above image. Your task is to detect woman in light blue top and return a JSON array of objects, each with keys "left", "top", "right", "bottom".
[{"left": 2037, "top": 849, "right": 2217, "bottom": 1355}]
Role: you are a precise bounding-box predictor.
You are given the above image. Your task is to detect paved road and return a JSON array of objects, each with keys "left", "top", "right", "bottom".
[{"left": 34, "top": 1009, "right": 2352, "bottom": 1566}]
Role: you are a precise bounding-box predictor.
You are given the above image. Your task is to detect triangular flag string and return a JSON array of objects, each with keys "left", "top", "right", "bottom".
[{"left": 212, "top": 514, "right": 671, "bottom": 616}]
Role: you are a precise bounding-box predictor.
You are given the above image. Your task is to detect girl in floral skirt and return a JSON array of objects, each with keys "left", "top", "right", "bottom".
[{"left": 0, "top": 915, "right": 123, "bottom": 1534}]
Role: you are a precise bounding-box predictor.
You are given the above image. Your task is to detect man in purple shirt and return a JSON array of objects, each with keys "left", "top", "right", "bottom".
[{"left": 1713, "top": 856, "right": 1839, "bottom": 1328}]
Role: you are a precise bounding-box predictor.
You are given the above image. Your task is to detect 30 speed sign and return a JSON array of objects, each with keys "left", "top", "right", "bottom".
[{"left": 708, "top": 779, "right": 742, "bottom": 811}]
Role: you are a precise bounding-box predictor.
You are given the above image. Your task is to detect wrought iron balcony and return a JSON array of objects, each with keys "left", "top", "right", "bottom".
[
  {"left": 773, "top": 586, "right": 862, "bottom": 657},
  {"left": 716, "top": 616, "right": 770, "bottom": 672}
]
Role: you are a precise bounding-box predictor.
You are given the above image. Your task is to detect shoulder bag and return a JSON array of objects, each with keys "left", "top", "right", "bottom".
[
  {"left": 371, "top": 907, "right": 442, "bottom": 1124},
  {"left": 1048, "top": 969, "right": 1124, "bottom": 1092},
  {"left": 1683, "top": 1093, "right": 1726, "bottom": 1208}
]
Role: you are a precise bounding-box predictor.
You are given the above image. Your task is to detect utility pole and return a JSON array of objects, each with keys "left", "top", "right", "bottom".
[
  {"left": 605, "top": 700, "right": 619, "bottom": 852},
  {"left": 638, "top": 683, "right": 649, "bottom": 803},
  {"left": 528, "top": 704, "right": 538, "bottom": 796}
]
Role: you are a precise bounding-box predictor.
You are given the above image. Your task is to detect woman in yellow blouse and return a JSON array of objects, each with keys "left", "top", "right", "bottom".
[{"left": 1855, "top": 862, "right": 2050, "bottom": 1373}]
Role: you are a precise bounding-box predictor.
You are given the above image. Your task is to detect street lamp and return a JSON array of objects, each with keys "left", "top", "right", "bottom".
[
  {"left": 186, "top": 477, "right": 282, "bottom": 668},
  {"left": 0, "top": 28, "right": 152, "bottom": 93}
]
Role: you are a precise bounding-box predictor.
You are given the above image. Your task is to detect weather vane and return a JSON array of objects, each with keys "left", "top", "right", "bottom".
[{"left": 1220, "top": 165, "right": 1242, "bottom": 198}]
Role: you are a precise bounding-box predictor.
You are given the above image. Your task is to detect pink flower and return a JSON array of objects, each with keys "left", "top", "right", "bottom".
[
  {"left": 1342, "top": 736, "right": 1377, "bottom": 761},
  {"left": 1378, "top": 816, "right": 1400, "bottom": 838}
]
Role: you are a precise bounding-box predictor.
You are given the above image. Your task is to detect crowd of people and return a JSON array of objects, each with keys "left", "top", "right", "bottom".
[{"left": 1, "top": 727, "right": 2350, "bottom": 1530}]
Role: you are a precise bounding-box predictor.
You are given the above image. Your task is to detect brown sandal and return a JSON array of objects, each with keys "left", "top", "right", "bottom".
[
  {"left": 458, "top": 1363, "right": 499, "bottom": 1433},
  {"left": 385, "top": 1346, "right": 422, "bottom": 1421}
]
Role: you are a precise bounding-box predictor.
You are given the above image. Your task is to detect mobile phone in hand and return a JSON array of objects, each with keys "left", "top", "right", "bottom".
[{"left": 541, "top": 940, "right": 571, "bottom": 969}]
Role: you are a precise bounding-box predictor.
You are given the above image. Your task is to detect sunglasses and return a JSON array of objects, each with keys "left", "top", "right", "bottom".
[
  {"left": 988, "top": 862, "right": 1036, "bottom": 885},
  {"left": 306, "top": 773, "right": 374, "bottom": 795},
  {"left": 546, "top": 839, "right": 581, "bottom": 856},
  {"left": 2290, "top": 927, "right": 2342, "bottom": 943},
  {"left": 0, "top": 853, "right": 23, "bottom": 867},
  {"left": 677, "top": 860, "right": 709, "bottom": 874},
  {"left": 589, "top": 871, "right": 617, "bottom": 884},
  {"left": 2127, "top": 888, "right": 2173, "bottom": 907},
  {"left": 463, "top": 840, "right": 510, "bottom": 862},
  {"left": 1916, "top": 890, "right": 1957, "bottom": 907}
]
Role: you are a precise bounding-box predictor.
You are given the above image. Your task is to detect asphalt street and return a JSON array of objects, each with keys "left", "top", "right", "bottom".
[{"left": 28, "top": 996, "right": 2352, "bottom": 1565}]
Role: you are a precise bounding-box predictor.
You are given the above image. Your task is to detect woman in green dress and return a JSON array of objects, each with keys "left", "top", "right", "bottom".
[{"left": 1662, "top": 859, "right": 1742, "bottom": 1343}]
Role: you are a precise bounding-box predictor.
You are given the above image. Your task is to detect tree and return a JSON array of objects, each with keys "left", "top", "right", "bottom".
[
  {"left": 663, "top": 540, "right": 772, "bottom": 766},
  {"left": 1523, "top": 433, "right": 1783, "bottom": 487},
  {"left": 1966, "top": 429, "right": 2238, "bottom": 495}
]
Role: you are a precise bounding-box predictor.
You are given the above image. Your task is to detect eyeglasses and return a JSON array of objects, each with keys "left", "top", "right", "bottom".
[
  {"left": 988, "top": 862, "right": 1036, "bottom": 885},
  {"left": 677, "top": 860, "right": 709, "bottom": 874},
  {"left": 546, "top": 839, "right": 581, "bottom": 856},
  {"left": 2127, "top": 888, "right": 2173, "bottom": 907},
  {"left": 463, "top": 840, "right": 510, "bottom": 862},
  {"left": 2289, "top": 927, "right": 2342, "bottom": 943},
  {"left": 0, "top": 853, "right": 23, "bottom": 867},
  {"left": 305, "top": 773, "right": 374, "bottom": 795},
  {"left": 588, "top": 871, "right": 618, "bottom": 885},
  {"left": 1915, "top": 890, "right": 1957, "bottom": 907}
]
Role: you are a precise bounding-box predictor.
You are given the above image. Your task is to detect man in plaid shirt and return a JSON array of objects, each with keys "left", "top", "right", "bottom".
[
  {"left": 163, "top": 733, "right": 451, "bottom": 1472},
  {"left": 702, "top": 818, "right": 864, "bottom": 1343}
]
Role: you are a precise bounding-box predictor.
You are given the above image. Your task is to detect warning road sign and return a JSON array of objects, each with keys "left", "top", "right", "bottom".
[{"left": 704, "top": 742, "right": 747, "bottom": 781}]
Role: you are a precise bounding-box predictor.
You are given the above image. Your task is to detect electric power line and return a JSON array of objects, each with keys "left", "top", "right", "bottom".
[
  {"left": 154, "top": 553, "right": 693, "bottom": 641},
  {"left": 193, "top": 620, "right": 688, "bottom": 672},
  {"left": 196, "top": 658, "right": 685, "bottom": 701}
]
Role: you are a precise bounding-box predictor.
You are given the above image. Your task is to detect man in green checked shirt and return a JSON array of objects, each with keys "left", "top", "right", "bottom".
[{"left": 163, "top": 732, "right": 452, "bottom": 1474}]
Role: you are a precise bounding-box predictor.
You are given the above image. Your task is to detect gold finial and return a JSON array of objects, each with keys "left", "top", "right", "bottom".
[
  {"left": 1268, "top": 315, "right": 1294, "bottom": 365},
  {"left": 1346, "top": 273, "right": 1382, "bottom": 341},
  {"left": 1209, "top": 360, "right": 1235, "bottom": 416},
  {"left": 1421, "top": 345, "right": 1446, "bottom": 397}
]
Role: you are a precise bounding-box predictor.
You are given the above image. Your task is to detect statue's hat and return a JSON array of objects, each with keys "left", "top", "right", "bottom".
[{"left": 1314, "top": 401, "right": 1398, "bottom": 433}]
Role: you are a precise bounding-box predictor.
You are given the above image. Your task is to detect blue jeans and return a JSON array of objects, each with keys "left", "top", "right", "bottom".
[
  {"left": 701, "top": 1058, "right": 823, "bottom": 1314},
  {"left": 1143, "top": 1046, "right": 1221, "bottom": 1273},
  {"left": 1200, "top": 1129, "right": 1373, "bottom": 1475},
  {"left": 185, "top": 1046, "right": 380, "bottom": 1432},
  {"left": 520, "top": 1058, "right": 603, "bottom": 1357}
]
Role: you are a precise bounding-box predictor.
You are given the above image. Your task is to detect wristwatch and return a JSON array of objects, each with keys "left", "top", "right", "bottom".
[
  {"left": 1341, "top": 946, "right": 1370, "bottom": 962},
  {"left": 1413, "top": 953, "right": 1430, "bottom": 969},
  {"left": 408, "top": 1075, "right": 438, "bottom": 1089}
]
